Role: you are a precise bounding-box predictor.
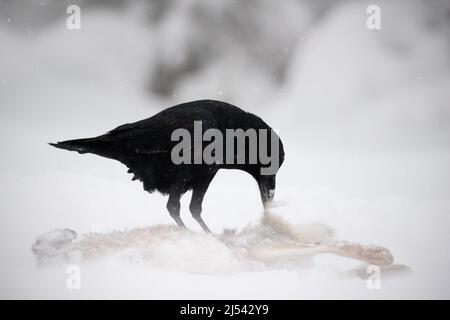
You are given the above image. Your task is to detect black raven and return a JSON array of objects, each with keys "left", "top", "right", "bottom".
[{"left": 50, "top": 100, "right": 284, "bottom": 232}]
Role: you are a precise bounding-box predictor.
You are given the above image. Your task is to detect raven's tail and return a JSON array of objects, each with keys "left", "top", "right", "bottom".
[
  {"left": 49, "top": 136, "right": 111, "bottom": 156},
  {"left": 49, "top": 138, "right": 96, "bottom": 154}
]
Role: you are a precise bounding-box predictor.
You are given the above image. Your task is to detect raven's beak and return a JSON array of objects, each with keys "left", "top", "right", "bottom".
[
  {"left": 264, "top": 188, "right": 275, "bottom": 209},
  {"left": 258, "top": 176, "right": 275, "bottom": 209}
]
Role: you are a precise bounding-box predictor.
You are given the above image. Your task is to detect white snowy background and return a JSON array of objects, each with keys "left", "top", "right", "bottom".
[{"left": 0, "top": 0, "right": 449, "bottom": 299}]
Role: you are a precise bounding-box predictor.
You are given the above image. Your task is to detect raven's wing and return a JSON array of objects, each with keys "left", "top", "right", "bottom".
[
  {"left": 106, "top": 107, "right": 219, "bottom": 156},
  {"left": 105, "top": 107, "right": 219, "bottom": 192}
]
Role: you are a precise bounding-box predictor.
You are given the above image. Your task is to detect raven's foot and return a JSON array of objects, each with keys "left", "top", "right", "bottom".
[
  {"left": 172, "top": 216, "right": 186, "bottom": 229},
  {"left": 193, "top": 215, "right": 211, "bottom": 233}
]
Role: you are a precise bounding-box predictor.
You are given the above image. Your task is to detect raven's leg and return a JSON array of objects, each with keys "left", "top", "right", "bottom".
[
  {"left": 190, "top": 174, "right": 216, "bottom": 233},
  {"left": 166, "top": 193, "right": 185, "bottom": 228}
]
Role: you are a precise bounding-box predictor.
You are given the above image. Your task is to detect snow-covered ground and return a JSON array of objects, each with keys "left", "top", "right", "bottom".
[{"left": 1, "top": 0, "right": 449, "bottom": 299}]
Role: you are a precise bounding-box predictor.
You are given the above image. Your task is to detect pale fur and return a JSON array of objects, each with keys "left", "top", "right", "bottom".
[{"left": 32, "top": 212, "right": 394, "bottom": 271}]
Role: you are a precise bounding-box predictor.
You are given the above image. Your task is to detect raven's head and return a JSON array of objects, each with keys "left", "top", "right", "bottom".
[{"left": 253, "top": 133, "right": 284, "bottom": 209}]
